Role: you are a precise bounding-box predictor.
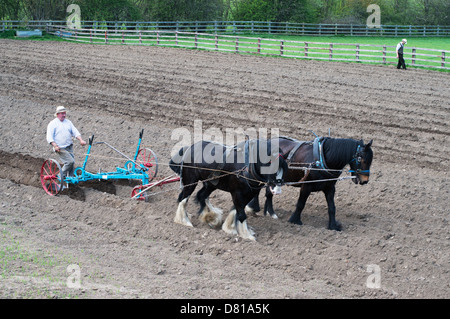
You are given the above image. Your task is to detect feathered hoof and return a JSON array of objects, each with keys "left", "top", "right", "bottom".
[
  {"left": 174, "top": 198, "right": 193, "bottom": 227},
  {"left": 199, "top": 199, "right": 223, "bottom": 228},
  {"left": 222, "top": 209, "right": 256, "bottom": 241}
]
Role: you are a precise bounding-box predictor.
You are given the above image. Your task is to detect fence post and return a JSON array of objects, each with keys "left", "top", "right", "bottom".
[
  {"left": 90, "top": 29, "right": 92, "bottom": 43},
  {"left": 412, "top": 48, "right": 416, "bottom": 65},
  {"left": 195, "top": 33, "right": 198, "bottom": 48},
  {"left": 157, "top": 31, "right": 159, "bottom": 45},
  {"left": 257, "top": 38, "right": 261, "bottom": 54},
  {"left": 235, "top": 37, "right": 239, "bottom": 53},
  {"left": 356, "top": 44, "right": 360, "bottom": 61},
  {"left": 176, "top": 31, "right": 178, "bottom": 45},
  {"left": 442, "top": 51, "right": 446, "bottom": 68},
  {"left": 105, "top": 30, "right": 108, "bottom": 44},
  {"left": 383, "top": 45, "right": 386, "bottom": 64},
  {"left": 139, "top": 31, "right": 142, "bottom": 44},
  {"left": 304, "top": 42, "right": 308, "bottom": 57},
  {"left": 215, "top": 34, "right": 218, "bottom": 50},
  {"left": 329, "top": 43, "right": 333, "bottom": 60},
  {"left": 280, "top": 40, "right": 284, "bottom": 56}
]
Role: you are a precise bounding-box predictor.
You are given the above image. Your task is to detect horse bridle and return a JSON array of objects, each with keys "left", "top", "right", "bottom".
[{"left": 348, "top": 145, "right": 370, "bottom": 176}]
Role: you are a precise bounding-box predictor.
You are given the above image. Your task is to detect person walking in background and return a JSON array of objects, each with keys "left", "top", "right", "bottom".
[
  {"left": 396, "top": 39, "right": 407, "bottom": 70},
  {"left": 46, "top": 106, "right": 86, "bottom": 179}
]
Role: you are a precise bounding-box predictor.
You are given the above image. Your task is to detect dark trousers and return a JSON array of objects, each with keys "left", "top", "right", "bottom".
[{"left": 397, "top": 53, "right": 406, "bottom": 69}]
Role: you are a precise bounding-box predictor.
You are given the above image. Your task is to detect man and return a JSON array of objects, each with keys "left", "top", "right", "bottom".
[
  {"left": 396, "top": 39, "right": 407, "bottom": 70},
  {"left": 46, "top": 106, "right": 86, "bottom": 179}
]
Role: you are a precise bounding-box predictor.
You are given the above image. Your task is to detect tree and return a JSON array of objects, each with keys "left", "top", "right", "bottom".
[
  {"left": 135, "top": 0, "right": 224, "bottom": 21},
  {"left": 231, "top": 0, "right": 314, "bottom": 22},
  {"left": 0, "top": 0, "right": 22, "bottom": 20},
  {"left": 75, "top": 0, "right": 141, "bottom": 21}
]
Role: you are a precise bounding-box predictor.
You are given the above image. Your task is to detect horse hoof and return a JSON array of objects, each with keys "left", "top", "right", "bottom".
[
  {"left": 222, "top": 210, "right": 238, "bottom": 235},
  {"left": 266, "top": 211, "right": 278, "bottom": 219},
  {"left": 288, "top": 219, "right": 302, "bottom": 225},
  {"left": 199, "top": 200, "right": 223, "bottom": 228},
  {"left": 328, "top": 222, "right": 342, "bottom": 231},
  {"left": 245, "top": 205, "right": 259, "bottom": 216}
]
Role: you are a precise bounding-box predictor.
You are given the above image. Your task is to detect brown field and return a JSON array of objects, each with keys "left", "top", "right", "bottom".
[{"left": 0, "top": 39, "right": 448, "bottom": 299}]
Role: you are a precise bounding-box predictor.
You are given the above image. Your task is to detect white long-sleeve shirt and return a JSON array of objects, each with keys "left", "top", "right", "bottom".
[{"left": 46, "top": 118, "right": 81, "bottom": 148}]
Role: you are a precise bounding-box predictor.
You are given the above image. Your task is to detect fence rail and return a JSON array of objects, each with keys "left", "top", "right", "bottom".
[
  {"left": 2, "top": 20, "right": 450, "bottom": 37},
  {"left": 46, "top": 26, "right": 448, "bottom": 70}
]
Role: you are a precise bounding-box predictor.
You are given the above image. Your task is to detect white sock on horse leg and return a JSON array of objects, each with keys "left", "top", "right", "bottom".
[
  {"left": 222, "top": 209, "right": 237, "bottom": 235},
  {"left": 174, "top": 197, "right": 193, "bottom": 227}
]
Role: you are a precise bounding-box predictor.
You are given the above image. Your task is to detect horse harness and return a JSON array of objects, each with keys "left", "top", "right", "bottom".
[
  {"left": 312, "top": 137, "right": 328, "bottom": 170},
  {"left": 312, "top": 136, "right": 370, "bottom": 176},
  {"left": 348, "top": 144, "right": 370, "bottom": 176},
  {"left": 207, "top": 140, "right": 266, "bottom": 189},
  {"left": 280, "top": 136, "right": 313, "bottom": 183}
]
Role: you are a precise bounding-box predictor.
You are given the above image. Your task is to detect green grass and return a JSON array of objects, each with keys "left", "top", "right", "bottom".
[
  {"left": 240, "top": 34, "right": 450, "bottom": 51},
  {"left": 2, "top": 29, "right": 448, "bottom": 70},
  {"left": 94, "top": 32, "right": 448, "bottom": 70},
  {"left": 0, "top": 30, "right": 65, "bottom": 41}
]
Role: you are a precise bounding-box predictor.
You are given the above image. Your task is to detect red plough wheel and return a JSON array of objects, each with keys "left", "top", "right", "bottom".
[
  {"left": 136, "top": 148, "right": 158, "bottom": 182},
  {"left": 40, "top": 159, "right": 63, "bottom": 196},
  {"left": 131, "top": 185, "right": 148, "bottom": 202}
]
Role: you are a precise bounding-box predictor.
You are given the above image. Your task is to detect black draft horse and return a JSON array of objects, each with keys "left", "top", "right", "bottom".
[
  {"left": 169, "top": 139, "right": 288, "bottom": 240},
  {"left": 246, "top": 136, "right": 373, "bottom": 231}
]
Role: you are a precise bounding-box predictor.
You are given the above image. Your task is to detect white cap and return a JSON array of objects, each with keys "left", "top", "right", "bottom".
[
  {"left": 54, "top": 106, "right": 68, "bottom": 117},
  {"left": 402, "top": 39, "right": 407, "bottom": 44}
]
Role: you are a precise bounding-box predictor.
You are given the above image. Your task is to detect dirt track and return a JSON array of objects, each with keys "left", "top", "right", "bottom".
[{"left": 0, "top": 39, "right": 448, "bottom": 299}]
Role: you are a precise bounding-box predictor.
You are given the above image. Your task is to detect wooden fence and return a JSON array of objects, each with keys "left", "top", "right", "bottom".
[
  {"left": 47, "top": 26, "right": 448, "bottom": 70},
  {"left": 2, "top": 20, "right": 450, "bottom": 37}
]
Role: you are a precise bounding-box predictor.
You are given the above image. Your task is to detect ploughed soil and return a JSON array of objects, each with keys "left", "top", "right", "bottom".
[{"left": 0, "top": 39, "right": 448, "bottom": 299}]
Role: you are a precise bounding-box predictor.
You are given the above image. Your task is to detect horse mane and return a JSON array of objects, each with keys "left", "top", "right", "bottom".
[{"left": 323, "top": 138, "right": 362, "bottom": 169}]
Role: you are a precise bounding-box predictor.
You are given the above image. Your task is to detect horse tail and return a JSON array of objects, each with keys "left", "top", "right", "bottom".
[{"left": 169, "top": 145, "right": 189, "bottom": 175}]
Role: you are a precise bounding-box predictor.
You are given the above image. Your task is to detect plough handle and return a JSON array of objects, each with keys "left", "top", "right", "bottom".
[
  {"left": 139, "top": 129, "right": 144, "bottom": 139},
  {"left": 89, "top": 135, "right": 95, "bottom": 146}
]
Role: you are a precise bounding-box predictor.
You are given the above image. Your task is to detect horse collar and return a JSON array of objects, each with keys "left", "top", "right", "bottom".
[{"left": 313, "top": 137, "right": 328, "bottom": 170}]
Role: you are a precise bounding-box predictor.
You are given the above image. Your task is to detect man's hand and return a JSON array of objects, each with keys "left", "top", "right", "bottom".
[
  {"left": 51, "top": 142, "right": 60, "bottom": 152},
  {"left": 77, "top": 136, "right": 87, "bottom": 146}
]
